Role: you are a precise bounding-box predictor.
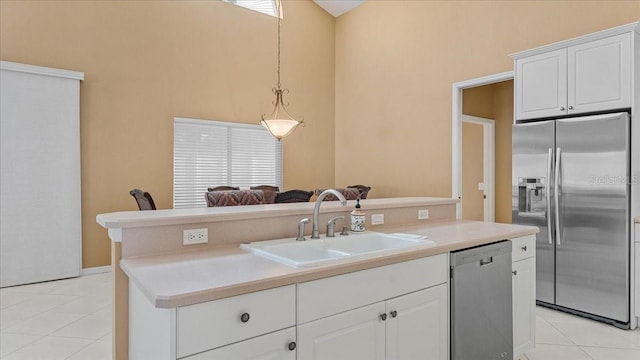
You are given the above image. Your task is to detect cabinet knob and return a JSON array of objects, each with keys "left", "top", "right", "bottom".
[
  {"left": 560, "top": 106, "right": 566, "bottom": 111},
  {"left": 380, "top": 313, "right": 387, "bottom": 321},
  {"left": 568, "top": 105, "right": 574, "bottom": 110},
  {"left": 512, "top": 270, "right": 518, "bottom": 276},
  {"left": 521, "top": 245, "right": 527, "bottom": 251},
  {"left": 288, "top": 341, "right": 296, "bottom": 351},
  {"left": 390, "top": 310, "right": 398, "bottom": 318},
  {"left": 240, "top": 312, "right": 250, "bottom": 323}
]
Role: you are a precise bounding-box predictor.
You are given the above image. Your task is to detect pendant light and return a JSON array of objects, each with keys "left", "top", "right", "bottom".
[{"left": 260, "top": 0, "right": 303, "bottom": 140}]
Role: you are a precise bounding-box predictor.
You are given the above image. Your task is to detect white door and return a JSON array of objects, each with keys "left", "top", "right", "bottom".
[
  {"left": 568, "top": 32, "right": 631, "bottom": 114},
  {"left": 185, "top": 327, "right": 296, "bottom": 360},
  {"left": 386, "top": 284, "right": 448, "bottom": 360},
  {"left": 515, "top": 48, "right": 567, "bottom": 120},
  {"left": 512, "top": 257, "right": 536, "bottom": 358},
  {"left": 1, "top": 62, "right": 82, "bottom": 287},
  {"left": 461, "top": 115, "right": 495, "bottom": 222},
  {"left": 297, "top": 302, "right": 385, "bottom": 360}
]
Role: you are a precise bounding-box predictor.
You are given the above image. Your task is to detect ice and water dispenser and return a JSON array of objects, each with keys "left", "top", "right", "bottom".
[{"left": 517, "top": 178, "right": 545, "bottom": 215}]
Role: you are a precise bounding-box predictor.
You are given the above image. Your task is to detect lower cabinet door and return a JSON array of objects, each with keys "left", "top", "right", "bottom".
[
  {"left": 182, "top": 327, "right": 296, "bottom": 360},
  {"left": 386, "top": 284, "right": 448, "bottom": 360},
  {"left": 513, "top": 257, "right": 535, "bottom": 358},
  {"left": 297, "top": 302, "right": 386, "bottom": 360}
]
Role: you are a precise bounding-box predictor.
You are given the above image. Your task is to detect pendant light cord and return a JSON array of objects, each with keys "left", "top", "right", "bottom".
[{"left": 276, "top": 0, "right": 281, "bottom": 89}]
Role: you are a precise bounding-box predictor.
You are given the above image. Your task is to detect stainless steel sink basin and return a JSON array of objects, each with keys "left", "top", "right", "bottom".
[{"left": 240, "top": 232, "right": 433, "bottom": 267}]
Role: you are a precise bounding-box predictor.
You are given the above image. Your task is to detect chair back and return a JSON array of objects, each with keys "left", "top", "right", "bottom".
[
  {"left": 347, "top": 185, "right": 372, "bottom": 199},
  {"left": 129, "top": 189, "right": 157, "bottom": 210},
  {"left": 274, "top": 189, "right": 314, "bottom": 203},
  {"left": 206, "top": 190, "right": 265, "bottom": 207},
  {"left": 208, "top": 186, "right": 240, "bottom": 192}
]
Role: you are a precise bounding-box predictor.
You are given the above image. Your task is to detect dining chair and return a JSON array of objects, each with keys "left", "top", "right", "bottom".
[{"left": 129, "top": 189, "right": 157, "bottom": 210}]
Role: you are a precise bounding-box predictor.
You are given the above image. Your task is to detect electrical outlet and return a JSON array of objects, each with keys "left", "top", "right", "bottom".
[
  {"left": 183, "top": 228, "right": 208, "bottom": 245},
  {"left": 371, "top": 214, "right": 384, "bottom": 225},
  {"left": 418, "top": 209, "right": 429, "bottom": 220}
]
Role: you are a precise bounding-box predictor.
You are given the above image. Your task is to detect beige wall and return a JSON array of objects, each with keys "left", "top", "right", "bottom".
[
  {"left": 461, "top": 122, "right": 484, "bottom": 221},
  {"left": 493, "top": 81, "right": 514, "bottom": 224},
  {"left": 0, "top": 0, "right": 336, "bottom": 268},
  {"left": 334, "top": 0, "right": 639, "bottom": 201}
]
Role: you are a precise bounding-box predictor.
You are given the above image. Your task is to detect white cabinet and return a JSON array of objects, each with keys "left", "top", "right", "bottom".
[
  {"left": 635, "top": 223, "right": 639, "bottom": 319},
  {"left": 515, "top": 49, "right": 567, "bottom": 120},
  {"left": 386, "top": 285, "right": 448, "bottom": 360},
  {"left": 184, "top": 327, "right": 296, "bottom": 360},
  {"left": 297, "top": 302, "right": 386, "bottom": 360},
  {"left": 511, "top": 235, "right": 536, "bottom": 359},
  {"left": 128, "top": 284, "right": 296, "bottom": 360},
  {"left": 515, "top": 33, "right": 632, "bottom": 120},
  {"left": 297, "top": 285, "right": 448, "bottom": 360},
  {"left": 297, "top": 255, "right": 448, "bottom": 360}
]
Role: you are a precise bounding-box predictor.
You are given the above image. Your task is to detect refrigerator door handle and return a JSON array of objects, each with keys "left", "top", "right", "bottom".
[
  {"left": 546, "top": 148, "right": 553, "bottom": 245},
  {"left": 554, "top": 147, "right": 562, "bottom": 246}
]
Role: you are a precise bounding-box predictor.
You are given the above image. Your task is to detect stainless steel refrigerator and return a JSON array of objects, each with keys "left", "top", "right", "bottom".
[{"left": 512, "top": 112, "right": 630, "bottom": 328}]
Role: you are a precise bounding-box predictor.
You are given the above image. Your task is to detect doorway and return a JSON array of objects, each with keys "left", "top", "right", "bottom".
[
  {"left": 462, "top": 116, "right": 494, "bottom": 221},
  {"left": 452, "top": 72, "right": 514, "bottom": 223}
]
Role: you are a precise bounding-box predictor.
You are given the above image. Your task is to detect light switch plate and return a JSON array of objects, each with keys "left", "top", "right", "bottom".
[{"left": 371, "top": 214, "right": 384, "bottom": 225}]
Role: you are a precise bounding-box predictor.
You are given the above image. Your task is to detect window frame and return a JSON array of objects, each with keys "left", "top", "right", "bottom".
[{"left": 173, "top": 117, "right": 283, "bottom": 209}]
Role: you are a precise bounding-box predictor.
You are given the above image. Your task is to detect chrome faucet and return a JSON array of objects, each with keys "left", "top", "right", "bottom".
[{"left": 311, "top": 189, "right": 347, "bottom": 239}]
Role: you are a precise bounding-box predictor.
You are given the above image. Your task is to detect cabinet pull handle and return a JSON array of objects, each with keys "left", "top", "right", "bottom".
[
  {"left": 568, "top": 106, "right": 574, "bottom": 110},
  {"left": 521, "top": 245, "right": 527, "bottom": 251},
  {"left": 390, "top": 310, "right": 398, "bottom": 318},
  {"left": 380, "top": 313, "right": 387, "bottom": 321},
  {"left": 512, "top": 270, "right": 518, "bottom": 276},
  {"left": 240, "top": 312, "right": 250, "bottom": 323},
  {"left": 288, "top": 341, "right": 296, "bottom": 351},
  {"left": 560, "top": 106, "right": 566, "bottom": 111}
]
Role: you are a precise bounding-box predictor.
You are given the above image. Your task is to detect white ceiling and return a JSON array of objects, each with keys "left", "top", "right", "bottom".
[{"left": 313, "top": 0, "right": 366, "bottom": 17}]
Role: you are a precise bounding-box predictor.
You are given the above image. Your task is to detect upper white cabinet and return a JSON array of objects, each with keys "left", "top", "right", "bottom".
[
  {"left": 568, "top": 33, "right": 632, "bottom": 114},
  {"left": 514, "top": 28, "right": 635, "bottom": 120},
  {"left": 516, "top": 49, "right": 567, "bottom": 120}
]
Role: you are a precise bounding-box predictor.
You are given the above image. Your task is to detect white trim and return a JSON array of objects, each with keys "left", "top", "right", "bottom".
[
  {"left": 510, "top": 21, "right": 639, "bottom": 60},
  {"left": 81, "top": 265, "right": 112, "bottom": 276},
  {"left": 451, "top": 71, "right": 513, "bottom": 219},
  {"left": 461, "top": 115, "right": 495, "bottom": 222},
  {"left": 0, "top": 61, "right": 84, "bottom": 80}
]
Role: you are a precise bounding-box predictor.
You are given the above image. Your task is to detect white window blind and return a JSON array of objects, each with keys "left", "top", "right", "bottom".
[
  {"left": 174, "top": 117, "right": 283, "bottom": 209},
  {"left": 222, "top": 0, "right": 279, "bottom": 17}
]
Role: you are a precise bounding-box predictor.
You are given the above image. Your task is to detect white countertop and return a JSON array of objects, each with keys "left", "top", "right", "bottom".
[
  {"left": 121, "top": 219, "right": 538, "bottom": 308},
  {"left": 97, "top": 197, "right": 458, "bottom": 229}
]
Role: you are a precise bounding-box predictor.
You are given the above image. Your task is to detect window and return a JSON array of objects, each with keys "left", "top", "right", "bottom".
[
  {"left": 174, "top": 117, "right": 283, "bottom": 209},
  {"left": 222, "top": 0, "right": 280, "bottom": 18}
]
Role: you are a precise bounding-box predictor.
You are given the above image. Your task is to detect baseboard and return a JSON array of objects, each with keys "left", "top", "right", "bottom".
[{"left": 81, "top": 265, "right": 112, "bottom": 276}]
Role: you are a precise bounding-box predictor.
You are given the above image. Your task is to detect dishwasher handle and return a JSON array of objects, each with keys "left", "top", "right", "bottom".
[{"left": 480, "top": 257, "right": 493, "bottom": 266}]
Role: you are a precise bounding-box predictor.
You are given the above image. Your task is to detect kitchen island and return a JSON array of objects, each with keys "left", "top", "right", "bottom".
[{"left": 97, "top": 197, "right": 538, "bottom": 360}]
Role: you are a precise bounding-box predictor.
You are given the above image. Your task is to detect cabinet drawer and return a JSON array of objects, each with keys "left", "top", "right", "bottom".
[
  {"left": 182, "top": 327, "right": 296, "bottom": 360},
  {"left": 511, "top": 235, "right": 536, "bottom": 262},
  {"left": 297, "top": 254, "right": 447, "bottom": 324},
  {"left": 177, "top": 285, "right": 295, "bottom": 358}
]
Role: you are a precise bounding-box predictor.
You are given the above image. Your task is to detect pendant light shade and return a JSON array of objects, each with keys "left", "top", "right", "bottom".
[{"left": 261, "top": 0, "right": 303, "bottom": 141}]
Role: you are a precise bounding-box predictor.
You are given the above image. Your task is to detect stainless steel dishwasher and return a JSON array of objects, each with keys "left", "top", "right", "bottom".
[{"left": 450, "top": 240, "right": 513, "bottom": 360}]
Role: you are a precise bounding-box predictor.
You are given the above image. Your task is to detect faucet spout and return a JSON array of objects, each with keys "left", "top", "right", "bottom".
[{"left": 311, "top": 189, "right": 348, "bottom": 239}]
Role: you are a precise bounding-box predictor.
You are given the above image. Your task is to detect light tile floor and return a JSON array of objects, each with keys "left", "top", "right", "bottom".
[
  {"left": 523, "top": 306, "right": 640, "bottom": 360},
  {"left": 1, "top": 273, "right": 111, "bottom": 360},
  {"left": 2, "top": 273, "right": 640, "bottom": 359}
]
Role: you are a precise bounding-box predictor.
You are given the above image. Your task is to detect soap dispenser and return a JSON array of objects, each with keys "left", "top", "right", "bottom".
[{"left": 350, "top": 199, "right": 365, "bottom": 232}]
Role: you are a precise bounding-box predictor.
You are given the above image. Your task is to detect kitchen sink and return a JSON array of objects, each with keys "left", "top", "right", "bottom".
[{"left": 240, "top": 231, "right": 434, "bottom": 267}]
